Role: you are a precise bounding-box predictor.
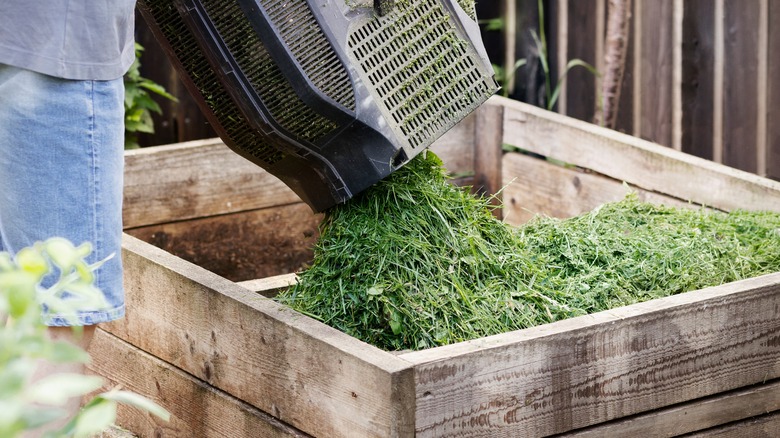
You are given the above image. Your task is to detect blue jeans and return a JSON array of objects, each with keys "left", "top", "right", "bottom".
[{"left": 0, "top": 64, "right": 125, "bottom": 326}]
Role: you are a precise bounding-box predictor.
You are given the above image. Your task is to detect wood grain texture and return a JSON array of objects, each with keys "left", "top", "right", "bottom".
[
  {"left": 107, "top": 234, "right": 416, "bottom": 438},
  {"left": 237, "top": 273, "right": 298, "bottom": 297},
  {"left": 681, "top": 0, "right": 716, "bottom": 161},
  {"left": 109, "top": 95, "right": 780, "bottom": 438},
  {"left": 637, "top": 0, "right": 674, "bottom": 147},
  {"left": 501, "top": 152, "right": 694, "bottom": 226},
  {"left": 87, "top": 329, "right": 311, "bottom": 438},
  {"left": 722, "top": 0, "right": 761, "bottom": 173},
  {"left": 473, "top": 103, "right": 504, "bottom": 214},
  {"left": 686, "top": 411, "right": 780, "bottom": 437},
  {"left": 564, "top": 0, "right": 599, "bottom": 121},
  {"left": 400, "top": 272, "right": 780, "bottom": 437},
  {"left": 613, "top": 0, "right": 636, "bottom": 136},
  {"left": 494, "top": 96, "right": 780, "bottom": 212},
  {"left": 429, "top": 108, "right": 477, "bottom": 176},
  {"left": 126, "top": 203, "right": 320, "bottom": 282},
  {"left": 123, "top": 114, "right": 476, "bottom": 229},
  {"left": 123, "top": 138, "right": 298, "bottom": 229},
  {"left": 768, "top": 1, "right": 780, "bottom": 181},
  {"left": 563, "top": 379, "right": 780, "bottom": 436}
]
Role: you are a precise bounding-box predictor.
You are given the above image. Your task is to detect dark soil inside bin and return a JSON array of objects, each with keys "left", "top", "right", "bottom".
[{"left": 126, "top": 203, "right": 321, "bottom": 282}]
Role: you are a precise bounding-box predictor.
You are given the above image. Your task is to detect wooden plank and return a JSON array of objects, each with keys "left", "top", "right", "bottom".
[
  {"left": 495, "top": 96, "right": 780, "bottom": 212},
  {"left": 430, "top": 108, "right": 477, "bottom": 177},
  {"left": 768, "top": 0, "right": 780, "bottom": 181},
  {"left": 632, "top": 0, "right": 642, "bottom": 135},
  {"left": 87, "top": 329, "right": 312, "bottom": 438},
  {"left": 125, "top": 203, "right": 321, "bottom": 282},
  {"left": 722, "top": 0, "right": 761, "bottom": 173},
  {"left": 681, "top": 0, "right": 716, "bottom": 161},
  {"left": 713, "top": 0, "right": 725, "bottom": 163},
  {"left": 473, "top": 103, "right": 504, "bottom": 214},
  {"left": 555, "top": 0, "right": 569, "bottom": 115},
  {"left": 106, "top": 234, "right": 416, "bottom": 438},
  {"left": 613, "top": 0, "right": 636, "bottom": 135},
  {"left": 563, "top": 379, "right": 780, "bottom": 436},
  {"left": 687, "top": 411, "right": 780, "bottom": 437},
  {"left": 238, "top": 273, "right": 298, "bottom": 298},
  {"left": 400, "top": 272, "right": 780, "bottom": 437},
  {"left": 672, "top": 0, "right": 683, "bottom": 151},
  {"left": 637, "top": 0, "right": 674, "bottom": 147},
  {"left": 474, "top": 1, "right": 504, "bottom": 88},
  {"left": 564, "top": 0, "right": 599, "bottom": 121},
  {"left": 124, "top": 116, "right": 476, "bottom": 229},
  {"left": 501, "top": 152, "right": 694, "bottom": 225},
  {"left": 510, "top": 0, "right": 543, "bottom": 105},
  {"left": 123, "top": 138, "right": 299, "bottom": 229},
  {"left": 756, "top": 0, "right": 768, "bottom": 177},
  {"left": 503, "top": 0, "right": 517, "bottom": 95}
]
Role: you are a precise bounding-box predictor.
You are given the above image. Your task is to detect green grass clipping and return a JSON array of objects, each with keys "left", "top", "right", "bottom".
[{"left": 275, "top": 151, "right": 780, "bottom": 351}]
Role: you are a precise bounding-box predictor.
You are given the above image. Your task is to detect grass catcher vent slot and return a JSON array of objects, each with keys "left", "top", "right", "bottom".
[{"left": 137, "top": 0, "right": 498, "bottom": 212}]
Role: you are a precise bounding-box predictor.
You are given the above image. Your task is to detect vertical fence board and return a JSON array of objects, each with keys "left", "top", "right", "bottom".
[
  {"left": 475, "top": 1, "right": 504, "bottom": 71},
  {"left": 514, "top": 0, "right": 545, "bottom": 106},
  {"left": 722, "top": 1, "right": 760, "bottom": 174},
  {"left": 565, "top": 0, "right": 600, "bottom": 122},
  {"left": 613, "top": 0, "right": 636, "bottom": 135},
  {"left": 637, "top": 0, "right": 674, "bottom": 147},
  {"left": 545, "top": 0, "right": 562, "bottom": 110},
  {"left": 768, "top": 1, "right": 780, "bottom": 181},
  {"left": 681, "top": 0, "right": 716, "bottom": 160},
  {"left": 554, "top": 0, "right": 569, "bottom": 114}
]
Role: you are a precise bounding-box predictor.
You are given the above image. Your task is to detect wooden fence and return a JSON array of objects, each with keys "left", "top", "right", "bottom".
[
  {"left": 135, "top": 1, "right": 780, "bottom": 182},
  {"left": 479, "top": 0, "right": 780, "bottom": 182}
]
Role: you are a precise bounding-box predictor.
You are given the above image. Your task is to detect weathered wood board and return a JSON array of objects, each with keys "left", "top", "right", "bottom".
[
  {"left": 399, "top": 272, "right": 780, "bottom": 436},
  {"left": 87, "top": 328, "right": 312, "bottom": 437},
  {"left": 564, "top": 379, "right": 780, "bottom": 437},
  {"left": 90, "top": 96, "right": 780, "bottom": 437}
]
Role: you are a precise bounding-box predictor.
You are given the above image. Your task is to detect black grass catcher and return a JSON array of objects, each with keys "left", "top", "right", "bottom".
[{"left": 137, "top": 0, "right": 499, "bottom": 211}]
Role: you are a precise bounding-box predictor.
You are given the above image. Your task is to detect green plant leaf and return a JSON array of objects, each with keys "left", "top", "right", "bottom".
[
  {"left": 0, "top": 359, "right": 31, "bottom": 397},
  {"left": 26, "top": 374, "right": 104, "bottom": 406},
  {"left": 478, "top": 17, "right": 504, "bottom": 31},
  {"left": 0, "top": 252, "right": 14, "bottom": 271},
  {"left": 123, "top": 42, "right": 177, "bottom": 147},
  {"left": 19, "top": 406, "right": 65, "bottom": 430},
  {"left": 139, "top": 81, "right": 178, "bottom": 101},
  {"left": 72, "top": 399, "right": 117, "bottom": 438},
  {"left": 42, "top": 238, "right": 84, "bottom": 271},
  {"left": 501, "top": 59, "right": 528, "bottom": 97},
  {"left": 15, "top": 247, "right": 49, "bottom": 278},
  {"left": 0, "top": 272, "right": 37, "bottom": 318},
  {"left": 0, "top": 400, "right": 24, "bottom": 432},
  {"left": 548, "top": 59, "right": 599, "bottom": 110},
  {"left": 99, "top": 390, "right": 171, "bottom": 421},
  {"left": 0, "top": 238, "right": 171, "bottom": 435},
  {"left": 47, "top": 340, "right": 91, "bottom": 364}
]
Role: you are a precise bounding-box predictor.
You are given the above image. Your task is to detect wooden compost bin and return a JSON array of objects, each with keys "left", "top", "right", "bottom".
[{"left": 87, "top": 96, "right": 780, "bottom": 437}]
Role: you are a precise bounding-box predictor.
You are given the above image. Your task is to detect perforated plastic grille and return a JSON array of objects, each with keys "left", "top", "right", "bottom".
[
  {"left": 142, "top": 0, "right": 284, "bottom": 165},
  {"left": 201, "top": 0, "right": 339, "bottom": 142},
  {"left": 456, "top": 0, "right": 477, "bottom": 21},
  {"left": 347, "top": 2, "right": 494, "bottom": 148},
  {"left": 260, "top": 0, "right": 355, "bottom": 111}
]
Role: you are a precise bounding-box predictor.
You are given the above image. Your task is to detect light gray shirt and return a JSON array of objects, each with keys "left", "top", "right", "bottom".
[{"left": 0, "top": 1, "right": 136, "bottom": 80}]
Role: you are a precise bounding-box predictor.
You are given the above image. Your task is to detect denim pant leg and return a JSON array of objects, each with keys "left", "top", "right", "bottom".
[{"left": 0, "top": 65, "right": 125, "bottom": 326}]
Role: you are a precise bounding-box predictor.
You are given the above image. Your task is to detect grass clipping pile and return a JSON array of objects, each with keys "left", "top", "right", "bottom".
[{"left": 276, "top": 152, "right": 780, "bottom": 351}]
